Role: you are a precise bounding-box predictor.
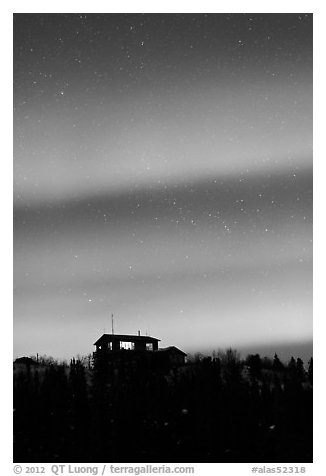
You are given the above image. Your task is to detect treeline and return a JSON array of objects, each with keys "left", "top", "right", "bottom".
[{"left": 13, "top": 350, "right": 312, "bottom": 463}]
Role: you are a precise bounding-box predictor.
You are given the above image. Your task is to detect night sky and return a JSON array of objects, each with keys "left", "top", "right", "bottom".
[{"left": 13, "top": 13, "right": 312, "bottom": 360}]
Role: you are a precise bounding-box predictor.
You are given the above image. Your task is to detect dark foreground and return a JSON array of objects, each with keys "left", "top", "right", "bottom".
[{"left": 13, "top": 351, "right": 313, "bottom": 463}]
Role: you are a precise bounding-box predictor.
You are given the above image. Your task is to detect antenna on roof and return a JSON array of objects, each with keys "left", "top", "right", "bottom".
[{"left": 111, "top": 313, "right": 114, "bottom": 335}]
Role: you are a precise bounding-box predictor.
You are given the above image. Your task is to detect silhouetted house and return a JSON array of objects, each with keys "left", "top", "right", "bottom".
[
  {"left": 93, "top": 334, "right": 187, "bottom": 370},
  {"left": 93, "top": 333, "right": 160, "bottom": 362},
  {"left": 158, "top": 346, "right": 187, "bottom": 367}
]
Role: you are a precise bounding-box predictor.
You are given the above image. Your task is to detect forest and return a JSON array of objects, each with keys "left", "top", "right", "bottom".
[{"left": 13, "top": 350, "right": 313, "bottom": 463}]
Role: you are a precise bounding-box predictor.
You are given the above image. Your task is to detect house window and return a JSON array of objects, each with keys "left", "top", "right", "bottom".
[
  {"left": 120, "top": 341, "right": 134, "bottom": 350},
  {"left": 146, "top": 343, "right": 153, "bottom": 351}
]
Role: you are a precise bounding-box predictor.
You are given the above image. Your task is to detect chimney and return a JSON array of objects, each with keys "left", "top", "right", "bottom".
[{"left": 138, "top": 330, "right": 141, "bottom": 336}]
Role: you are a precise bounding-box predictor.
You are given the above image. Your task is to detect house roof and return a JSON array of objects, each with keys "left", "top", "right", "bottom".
[
  {"left": 159, "top": 346, "right": 187, "bottom": 356},
  {"left": 94, "top": 333, "right": 160, "bottom": 346}
]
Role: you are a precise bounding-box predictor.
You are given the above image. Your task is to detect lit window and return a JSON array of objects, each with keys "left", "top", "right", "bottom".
[{"left": 120, "top": 341, "right": 134, "bottom": 350}]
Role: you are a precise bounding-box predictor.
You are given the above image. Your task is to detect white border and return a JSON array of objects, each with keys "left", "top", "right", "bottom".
[{"left": 4, "top": 2, "right": 322, "bottom": 474}]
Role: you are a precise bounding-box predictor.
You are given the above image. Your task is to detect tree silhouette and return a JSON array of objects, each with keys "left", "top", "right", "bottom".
[
  {"left": 246, "top": 353, "right": 262, "bottom": 382},
  {"left": 308, "top": 357, "right": 313, "bottom": 384},
  {"left": 272, "top": 353, "right": 284, "bottom": 372},
  {"left": 13, "top": 350, "right": 312, "bottom": 463},
  {"left": 296, "top": 358, "right": 305, "bottom": 381}
]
